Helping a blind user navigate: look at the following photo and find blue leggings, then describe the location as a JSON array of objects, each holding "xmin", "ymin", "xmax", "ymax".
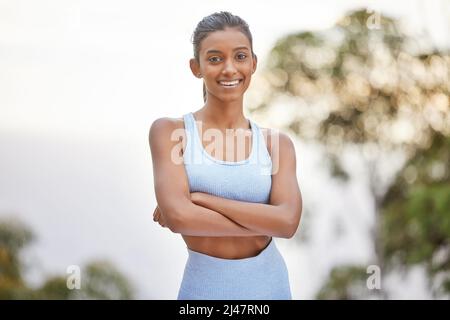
[{"xmin": 177, "ymin": 238, "xmax": 292, "ymax": 300}]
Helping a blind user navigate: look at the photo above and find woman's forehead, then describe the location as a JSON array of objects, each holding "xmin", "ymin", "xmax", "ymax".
[{"xmin": 199, "ymin": 28, "xmax": 251, "ymax": 54}]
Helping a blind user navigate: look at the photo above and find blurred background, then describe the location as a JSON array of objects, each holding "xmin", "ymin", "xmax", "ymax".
[{"xmin": 0, "ymin": 0, "xmax": 449, "ymax": 299}]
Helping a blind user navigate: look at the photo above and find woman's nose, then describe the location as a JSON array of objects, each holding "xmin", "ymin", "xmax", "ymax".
[{"xmin": 222, "ymin": 59, "xmax": 238, "ymax": 75}]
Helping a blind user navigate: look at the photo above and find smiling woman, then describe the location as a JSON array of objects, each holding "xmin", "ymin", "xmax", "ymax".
[
  {"xmin": 190, "ymin": 20, "xmax": 256, "ymax": 103},
  {"xmin": 148, "ymin": 11, "xmax": 302, "ymax": 300}
]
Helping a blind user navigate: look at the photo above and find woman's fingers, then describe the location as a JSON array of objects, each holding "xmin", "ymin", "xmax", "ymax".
[
  {"xmin": 152, "ymin": 206, "xmax": 168, "ymax": 228},
  {"xmin": 153, "ymin": 206, "xmax": 160, "ymax": 222}
]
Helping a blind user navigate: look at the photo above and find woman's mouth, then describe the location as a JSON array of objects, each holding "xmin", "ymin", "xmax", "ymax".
[{"xmin": 217, "ymin": 79, "xmax": 243, "ymax": 88}]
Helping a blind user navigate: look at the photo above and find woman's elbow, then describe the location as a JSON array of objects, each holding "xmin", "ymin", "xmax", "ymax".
[
  {"xmin": 283, "ymin": 208, "xmax": 302, "ymax": 239},
  {"xmin": 163, "ymin": 203, "xmax": 191, "ymax": 233},
  {"xmin": 284, "ymin": 222, "xmax": 299, "ymax": 239},
  {"xmin": 165, "ymin": 214, "xmax": 183, "ymax": 233}
]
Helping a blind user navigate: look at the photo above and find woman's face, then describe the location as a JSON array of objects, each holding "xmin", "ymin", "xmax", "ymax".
[{"xmin": 191, "ymin": 27, "xmax": 257, "ymax": 103}]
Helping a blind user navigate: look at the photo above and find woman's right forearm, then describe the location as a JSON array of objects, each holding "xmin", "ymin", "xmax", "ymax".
[{"xmin": 169, "ymin": 200, "xmax": 264, "ymax": 237}]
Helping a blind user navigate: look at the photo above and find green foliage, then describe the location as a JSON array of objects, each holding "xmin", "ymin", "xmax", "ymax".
[
  {"xmin": 75, "ymin": 261, "xmax": 134, "ymax": 300},
  {"xmin": 0, "ymin": 217, "xmax": 135, "ymax": 299},
  {"xmin": 316, "ymin": 265, "xmax": 378, "ymax": 300},
  {"xmin": 255, "ymin": 7, "xmax": 450, "ymax": 298},
  {"xmin": 35, "ymin": 276, "xmax": 74, "ymax": 300},
  {"xmin": 253, "ymin": 9, "xmax": 449, "ymax": 157},
  {"xmin": 381, "ymin": 133, "xmax": 450, "ymax": 296},
  {"xmin": 0, "ymin": 218, "xmax": 34, "ymax": 299}
]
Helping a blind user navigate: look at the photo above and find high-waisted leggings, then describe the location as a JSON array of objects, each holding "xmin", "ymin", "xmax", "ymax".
[{"xmin": 177, "ymin": 238, "xmax": 292, "ymax": 300}]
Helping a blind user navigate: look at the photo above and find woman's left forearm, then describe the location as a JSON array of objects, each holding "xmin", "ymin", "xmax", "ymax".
[{"xmin": 191, "ymin": 192, "xmax": 299, "ymax": 238}]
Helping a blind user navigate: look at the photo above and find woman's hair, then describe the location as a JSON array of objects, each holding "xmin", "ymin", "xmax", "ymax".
[{"xmin": 191, "ymin": 11, "xmax": 256, "ymax": 102}]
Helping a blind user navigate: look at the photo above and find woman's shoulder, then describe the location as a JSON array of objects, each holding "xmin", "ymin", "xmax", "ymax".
[
  {"xmin": 148, "ymin": 116, "xmax": 187, "ymax": 149},
  {"xmin": 150, "ymin": 117, "xmax": 188, "ymax": 134},
  {"xmin": 150, "ymin": 116, "xmax": 185, "ymax": 131}
]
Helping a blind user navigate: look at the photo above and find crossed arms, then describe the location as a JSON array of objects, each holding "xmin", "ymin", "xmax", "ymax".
[{"xmin": 148, "ymin": 118, "xmax": 302, "ymax": 239}]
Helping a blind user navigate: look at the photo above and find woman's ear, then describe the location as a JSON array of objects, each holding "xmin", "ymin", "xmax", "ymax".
[
  {"xmin": 252, "ymin": 54, "xmax": 258, "ymax": 74},
  {"xmin": 190, "ymin": 58, "xmax": 201, "ymax": 78}
]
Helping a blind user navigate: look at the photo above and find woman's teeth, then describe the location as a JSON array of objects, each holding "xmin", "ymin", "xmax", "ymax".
[{"xmin": 219, "ymin": 80, "xmax": 241, "ymax": 87}]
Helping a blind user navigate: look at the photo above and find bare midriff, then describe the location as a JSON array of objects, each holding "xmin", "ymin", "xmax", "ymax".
[{"xmin": 182, "ymin": 235, "xmax": 271, "ymax": 259}]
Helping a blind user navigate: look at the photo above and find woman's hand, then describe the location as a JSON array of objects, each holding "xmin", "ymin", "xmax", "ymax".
[
  {"xmin": 153, "ymin": 192, "xmax": 206, "ymax": 229},
  {"xmin": 153, "ymin": 193, "xmax": 209, "ymax": 229},
  {"xmin": 190, "ymin": 192, "xmax": 204, "ymax": 205},
  {"xmin": 153, "ymin": 206, "xmax": 167, "ymax": 228}
]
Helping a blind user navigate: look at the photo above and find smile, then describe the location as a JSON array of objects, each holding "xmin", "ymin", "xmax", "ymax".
[{"xmin": 217, "ymin": 79, "xmax": 243, "ymax": 88}]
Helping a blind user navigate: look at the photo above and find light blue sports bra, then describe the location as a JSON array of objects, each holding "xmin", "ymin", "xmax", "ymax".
[{"xmin": 182, "ymin": 112, "xmax": 272, "ymax": 203}]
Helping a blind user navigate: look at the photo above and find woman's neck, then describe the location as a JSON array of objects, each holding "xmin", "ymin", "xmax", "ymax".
[{"xmin": 195, "ymin": 97, "xmax": 249, "ymax": 130}]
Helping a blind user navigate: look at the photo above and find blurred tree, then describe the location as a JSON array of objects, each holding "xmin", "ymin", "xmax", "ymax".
[
  {"xmin": 381, "ymin": 132, "xmax": 450, "ymax": 298},
  {"xmin": 316, "ymin": 266, "xmax": 370, "ymax": 300},
  {"xmin": 250, "ymin": 8, "xmax": 449, "ymax": 298},
  {"xmin": 0, "ymin": 217, "xmax": 134, "ymax": 299},
  {"xmin": 75, "ymin": 261, "xmax": 134, "ymax": 299},
  {"xmin": 0, "ymin": 218, "xmax": 34, "ymax": 299},
  {"xmin": 317, "ymin": 133, "xmax": 449, "ymax": 299}
]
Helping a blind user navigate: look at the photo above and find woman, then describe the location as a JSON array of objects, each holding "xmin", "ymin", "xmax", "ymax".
[{"xmin": 148, "ymin": 11, "xmax": 302, "ymax": 300}]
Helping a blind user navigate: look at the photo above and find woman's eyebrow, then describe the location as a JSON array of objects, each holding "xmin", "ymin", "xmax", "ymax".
[{"xmin": 206, "ymin": 46, "xmax": 250, "ymax": 55}]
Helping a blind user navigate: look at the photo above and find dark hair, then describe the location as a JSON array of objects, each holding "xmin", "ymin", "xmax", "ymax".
[{"xmin": 191, "ymin": 11, "xmax": 256, "ymax": 102}]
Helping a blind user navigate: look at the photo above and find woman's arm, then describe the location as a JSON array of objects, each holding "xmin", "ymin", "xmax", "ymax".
[
  {"xmin": 149, "ymin": 118, "xmax": 264, "ymax": 237},
  {"xmin": 190, "ymin": 132, "xmax": 302, "ymax": 239}
]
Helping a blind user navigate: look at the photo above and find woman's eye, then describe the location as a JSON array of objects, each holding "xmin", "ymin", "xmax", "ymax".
[
  {"xmin": 209, "ymin": 56, "xmax": 221, "ymax": 63},
  {"xmin": 208, "ymin": 54, "xmax": 247, "ymax": 63}
]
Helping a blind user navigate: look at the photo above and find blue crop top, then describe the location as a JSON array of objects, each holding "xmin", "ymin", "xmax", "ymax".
[{"xmin": 182, "ymin": 112, "xmax": 272, "ymax": 203}]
